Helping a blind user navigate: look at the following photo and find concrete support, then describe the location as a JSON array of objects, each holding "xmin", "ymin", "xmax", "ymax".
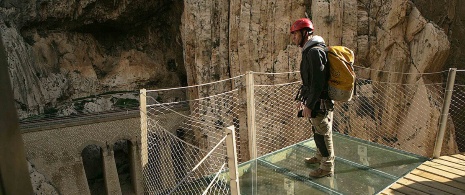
[
  {"xmin": 102, "ymin": 147, "xmax": 122, "ymax": 195},
  {"xmin": 75, "ymin": 157, "xmax": 92, "ymax": 195},
  {"xmin": 129, "ymin": 141, "xmax": 143, "ymax": 195}
]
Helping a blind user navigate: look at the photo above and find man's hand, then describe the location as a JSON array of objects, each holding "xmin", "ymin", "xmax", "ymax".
[
  {"xmin": 296, "ymin": 102, "xmax": 312, "ymax": 118},
  {"xmin": 303, "ymin": 106, "xmax": 312, "ymax": 118}
]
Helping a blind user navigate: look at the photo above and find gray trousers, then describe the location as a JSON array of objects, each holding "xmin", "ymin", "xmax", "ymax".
[{"xmin": 310, "ymin": 111, "xmax": 334, "ymax": 171}]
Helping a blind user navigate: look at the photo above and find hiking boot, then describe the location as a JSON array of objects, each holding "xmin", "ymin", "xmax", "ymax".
[
  {"xmin": 309, "ymin": 168, "xmax": 333, "ymax": 178},
  {"xmin": 304, "ymin": 157, "xmax": 321, "ymax": 164}
]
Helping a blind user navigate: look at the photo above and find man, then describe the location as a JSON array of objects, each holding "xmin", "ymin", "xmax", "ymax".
[{"xmin": 291, "ymin": 18, "xmax": 335, "ymax": 178}]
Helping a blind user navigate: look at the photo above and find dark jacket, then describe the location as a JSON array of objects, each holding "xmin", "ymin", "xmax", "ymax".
[{"xmin": 299, "ymin": 36, "xmax": 330, "ymax": 111}]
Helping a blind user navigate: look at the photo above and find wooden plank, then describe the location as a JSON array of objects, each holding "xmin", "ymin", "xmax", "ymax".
[
  {"xmin": 410, "ymin": 169, "xmax": 465, "ymax": 191},
  {"xmin": 439, "ymin": 155, "xmax": 465, "ymax": 165},
  {"xmin": 431, "ymin": 159, "xmax": 465, "ymax": 172},
  {"xmin": 416, "ymin": 164, "xmax": 465, "ymax": 183},
  {"xmin": 389, "ymin": 182, "xmax": 430, "ymax": 195},
  {"xmin": 403, "ymin": 173, "xmax": 465, "ymax": 195},
  {"xmin": 381, "ymin": 188, "xmax": 406, "ymax": 195},
  {"xmin": 450, "ymin": 153, "xmax": 465, "ymax": 161},
  {"xmin": 423, "ymin": 161, "xmax": 465, "ymax": 176},
  {"xmin": 396, "ymin": 177, "xmax": 454, "ymax": 195},
  {"xmin": 382, "ymin": 154, "xmax": 465, "ymax": 195}
]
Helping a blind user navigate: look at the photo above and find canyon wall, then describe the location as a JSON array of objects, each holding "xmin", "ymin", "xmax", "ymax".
[
  {"xmin": 181, "ymin": 0, "xmax": 457, "ymax": 156},
  {"xmin": 1, "ymin": 0, "xmax": 464, "ymax": 193},
  {"xmin": 1, "ymin": 0, "xmax": 185, "ymax": 119},
  {"xmin": 1, "ymin": 0, "xmax": 463, "ymax": 174}
]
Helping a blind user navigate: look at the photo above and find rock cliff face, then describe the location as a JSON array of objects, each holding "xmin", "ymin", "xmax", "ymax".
[
  {"xmin": 1, "ymin": 0, "xmax": 185, "ymax": 119},
  {"xmin": 2, "ymin": 0, "xmax": 464, "ymax": 192},
  {"xmin": 1, "ymin": 0, "xmax": 462, "ymax": 154},
  {"xmin": 28, "ymin": 161, "xmax": 59, "ymax": 195},
  {"xmin": 181, "ymin": 0, "xmax": 458, "ymax": 156},
  {"xmin": 412, "ymin": 0, "xmax": 465, "ymax": 152}
]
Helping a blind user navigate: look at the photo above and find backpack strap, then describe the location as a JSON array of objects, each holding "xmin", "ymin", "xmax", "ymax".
[{"xmin": 310, "ymin": 44, "xmax": 328, "ymax": 53}]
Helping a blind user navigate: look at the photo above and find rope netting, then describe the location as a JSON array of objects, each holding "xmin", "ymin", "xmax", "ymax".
[
  {"xmin": 142, "ymin": 76, "xmax": 243, "ymax": 194},
  {"xmin": 334, "ymin": 77, "xmax": 445, "ymax": 157},
  {"xmin": 251, "ymin": 69, "xmax": 450, "ymax": 158},
  {"xmin": 340, "ymin": 67, "xmax": 449, "ymax": 157},
  {"xmin": 141, "ymin": 69, "xmax": 465, "ymax": 194},
  {"xmin": 448, "ymin": 71, "xmax": 465, "ymax": 154},
  {"xmin": 252, "ymin": 72, "xmax": 312, "ymax": 157}
]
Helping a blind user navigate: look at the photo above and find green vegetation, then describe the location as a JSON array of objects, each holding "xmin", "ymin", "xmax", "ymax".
[
  {"xmin": 156, "ymin": 96, "xmax": 163, "ymax": 103},
  {"xmin": 44, "ymin": 106, "xmax": 59, "ymax": 117},
  {"xmin": 114, "ymin": 98, "xmax": 139, "ymax": 108},
  {"xmin": 100, "ymin": 90, "xmax": 137, "ymax": 96},
  {"xmin": 73, "ymin": 95, "xmax": 97, "ymax": 102}
]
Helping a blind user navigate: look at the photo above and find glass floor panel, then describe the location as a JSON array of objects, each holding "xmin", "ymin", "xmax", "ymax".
[{"xmin": 238, "ymin": 132, "xmax": 428, "ymax": 195}]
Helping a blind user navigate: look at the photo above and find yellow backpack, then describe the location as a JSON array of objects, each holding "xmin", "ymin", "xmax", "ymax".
[{"xmin": 326, "ymin": 46, "xmax": 356, "ymax": 101}]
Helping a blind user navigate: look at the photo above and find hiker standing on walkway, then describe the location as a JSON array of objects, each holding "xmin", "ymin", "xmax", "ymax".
[{"xmin": 291, "ymin": 18, "xmax": 335, "ymax": 178}]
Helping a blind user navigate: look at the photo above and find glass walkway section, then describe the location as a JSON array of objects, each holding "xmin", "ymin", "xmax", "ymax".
[{"xmin": 238, "ymin": 132, "xmax": 428, "ymax": 195}]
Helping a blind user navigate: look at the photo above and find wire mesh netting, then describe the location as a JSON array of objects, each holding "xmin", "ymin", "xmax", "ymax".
[
  {"xmin": 141, "ymin": 69, "xmax": 465, "ymax": 194},
  {"xmin": 250, "ymin": 69, "xmax": 452, "ymax": 158},
  {"xmin": 334, "ymin": 78, "xmax": 446, "ymax": 157},
  {"xmin": 252, "ymin": 72, "xmax": 313, "ymax": 157},
  {"xmin": 142, "ymin": 76, "xmax": 243, "ymax": 194},
  {"xmin": 448, "ymin": 71, "xmax": 465, "ymax": 154}
]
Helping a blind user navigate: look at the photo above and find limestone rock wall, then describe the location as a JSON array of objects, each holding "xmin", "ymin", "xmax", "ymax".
[
  {"xmin": 182, "ymin": 0, "xmax": 306, "ymax": 86},
  {"xmin": 182, "ymin": 0, "xmax": 456, "ymax": 157},
  {"xmin": 182, "ymin": 0, "xmax": 310, "ymax": 160},
  {"xmin": 1, "ymin": 0, "xmax": 185, "ymax": 119},
  {"xmin": 28, "ymin": 161, "xmax": 59, "ymax": 195},
  {"xmin": 1, "ymin": 0, "xmax": 461, "ymax": 157},
  {"xmin": 412, "ymin": 0, "xmax": 465, "ymax": 153}
]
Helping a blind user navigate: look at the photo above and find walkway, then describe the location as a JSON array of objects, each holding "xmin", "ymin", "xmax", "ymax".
[
  {"xmin": 382, "ymin": 153, "xmax": 465, "ymax": 195},
  {"xmin": 236, "ymin": 133, "xmax": 428, "ymax": 194}
]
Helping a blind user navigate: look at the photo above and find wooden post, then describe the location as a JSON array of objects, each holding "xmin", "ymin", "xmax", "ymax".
[
  {"xmin": 433, "ymin": 68, "xmax": 457, "ymax": 158},
  {"xmin": 246, "ymin": 71, "xmax": 256, "ymax": 159},
  {"xmin": 225, "ymin": 126, "xmax": 240, "ymax": 195},
  {"xmin": 139, "ymin": 89, "xmax": 148, "ymax": 170}
]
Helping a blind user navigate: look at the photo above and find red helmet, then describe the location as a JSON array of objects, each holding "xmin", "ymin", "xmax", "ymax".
[{"xmin": 290, "ymin": 18, "xmax": 314, "ymax": 33}]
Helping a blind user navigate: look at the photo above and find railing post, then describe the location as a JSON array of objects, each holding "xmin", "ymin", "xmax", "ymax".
[
  {"xmin": 246, "ymin": 71, "xmax": 256, "ymax": 160},
  {"xmin": 139, "ymin": 89, "xmax": 148, "ymax": 170},
  {"xmin": 225, "ymin": 126, "xmax": 240, "ymax": 195},
  {"xmin": 433, "ymin": 68, "xmax": 457, "ymax": 158}
]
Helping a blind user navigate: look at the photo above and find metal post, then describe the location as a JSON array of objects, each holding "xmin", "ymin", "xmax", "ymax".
[
  {"xmin": 246, "ymin": 71, "xmax": 256, "ymax": 159},
  {"xmin": 225, "ymin": 126, "xmax": 240, "ymax": 195},
  {"xmin": 433, "ymin": 68, "xmax": 457, "ymax": 158},
  {"xmin": 0, "ymin": 29, "xmax": 34, "ymax": 195}
]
